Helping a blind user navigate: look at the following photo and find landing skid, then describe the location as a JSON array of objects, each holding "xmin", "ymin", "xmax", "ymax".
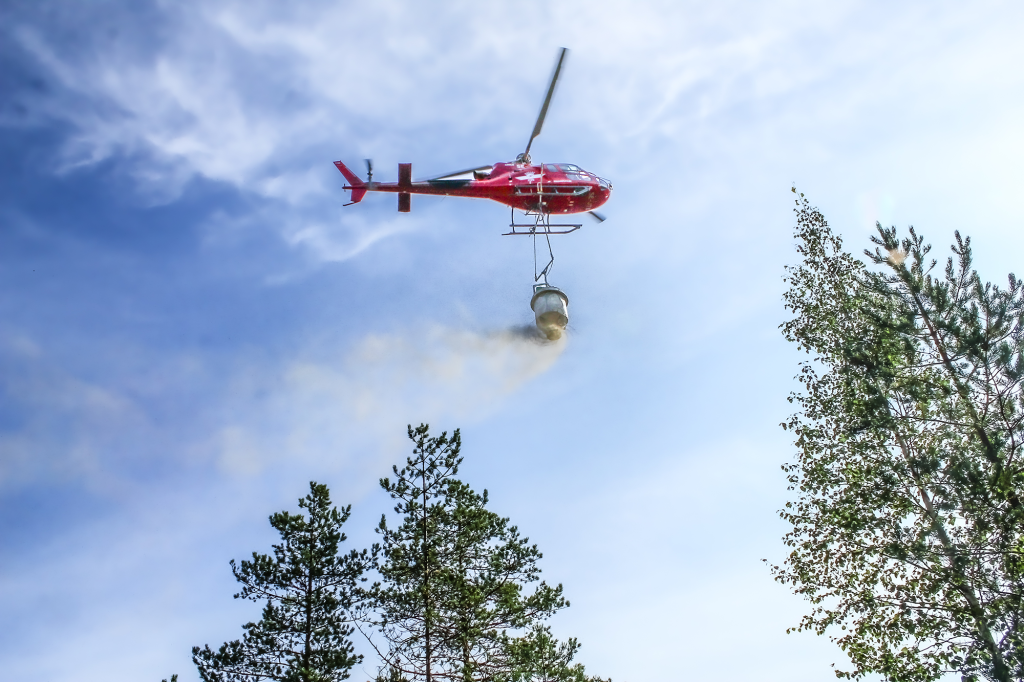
[
  {"xmin": 503, "ymin": 210, "xmax": 578, "ymax": 285},
  {"xmin": 503, "ymin": 224, "xmax": 580, "ymax": 236},
  {"xmin": 502, "ymin": 209, "xmax": 581, "ymax": 236}
]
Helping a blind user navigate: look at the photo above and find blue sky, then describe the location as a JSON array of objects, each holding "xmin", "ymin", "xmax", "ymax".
[{"xmin": 3, "ymin": 1, "xmax": 1024, "ymax": 680}]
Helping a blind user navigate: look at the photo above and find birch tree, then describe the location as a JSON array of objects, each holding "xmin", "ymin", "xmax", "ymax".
[{"xmin": 773, "ymin": 190, "xmax": 1024, "ymax": 681}]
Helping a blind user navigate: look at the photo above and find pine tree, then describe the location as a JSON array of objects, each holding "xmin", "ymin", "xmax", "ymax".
[
  {"xmin": 435, "ymin": 479, "xmax": 586, "ymax": 682},
  {"xmin": 368, "ymin": 425, "xmax": 461, "ymax": 682},
  {"xmin": 366, "ymin": 424, "xmax": 600, "ymax": 682},
  {"xmin": 772, "ymin": 190, "xmax": 1024, "ymax": 681},
  {"xmin": 193, "ymin": 482, "xmax": 370, "ymax": 682}
]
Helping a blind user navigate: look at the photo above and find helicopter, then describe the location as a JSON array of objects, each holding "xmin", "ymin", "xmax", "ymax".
[
  {"xmin": 334, "ymin": 48, "xmax": 608, "ymax": 339},
  {"xmin": 334, "ymin": 48, "xmax": 610, "ymax": 229}
]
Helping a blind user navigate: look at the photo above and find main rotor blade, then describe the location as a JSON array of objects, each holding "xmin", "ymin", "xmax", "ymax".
[
  {"xmin": 419, "ymin": 165, "xmax": 493, "ymax": 181},
  {"xmin": 524, "ymin": 47, "xmax": 569, "ymax": 158}
]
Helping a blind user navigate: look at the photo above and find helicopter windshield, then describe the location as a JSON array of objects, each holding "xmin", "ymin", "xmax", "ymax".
[{"xmin": 552, "ymin": 163, "xmax": 592, "ymax": 181}]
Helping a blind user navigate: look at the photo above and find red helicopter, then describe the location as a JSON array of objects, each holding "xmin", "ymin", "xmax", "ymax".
[
  {"xmin": 333, "ymin": 48, "xmax": 611, "ymax": 236},
  {"xmin": 334, "ymin": 48, "xmax": 605, "ymax": 340}
]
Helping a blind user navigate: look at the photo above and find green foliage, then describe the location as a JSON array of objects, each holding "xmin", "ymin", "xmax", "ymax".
[
  {"xmin": 375, "ymin": 666, "xmax": 410, "ymax": 682},
  {"xmin": 367, "ymin": 424, "xmax": 601, "ymax": 682},
  {"xmin": 193, "ymin": 482, "xmax": 370, "ymax": 682},
  {"xmin": 772, "ymin": 190, "xmax": 1024, "ymax": 681}
]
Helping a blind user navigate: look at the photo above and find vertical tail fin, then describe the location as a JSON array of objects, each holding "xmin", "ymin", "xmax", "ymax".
[
  {"xmin": 398, "ymin": 163, "xmax": 412, "ymax": 187},
  {"xmin": 397, "ymin": 163, "xmax": 412, "ymax": 212},
  {"xmin": 334, "ymin": 160, "xmax": 367, "ymax": 205}
]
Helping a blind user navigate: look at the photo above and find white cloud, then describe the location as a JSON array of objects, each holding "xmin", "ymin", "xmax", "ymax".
[
  {"xmin": 0, "ymin": 333, "xmax": 153, "ymax": 490},
  {"xmin": 283, "ymin": 213, "xmax": 415, "ymax": 264}
]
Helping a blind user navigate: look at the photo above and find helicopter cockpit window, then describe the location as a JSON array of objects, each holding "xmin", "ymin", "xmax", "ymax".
[
  {"xmin": 544, "ymin": 165, "xmax": 560, "ymax": 174},
  {"xmin": 555, "ymin": 163, "xmax": 590, "ymax": 181}
]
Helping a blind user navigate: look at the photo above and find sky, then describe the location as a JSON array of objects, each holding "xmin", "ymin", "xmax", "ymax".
[{"xmin": 3, "ymin": 1, "xmax": 1024, "ymax": 680}]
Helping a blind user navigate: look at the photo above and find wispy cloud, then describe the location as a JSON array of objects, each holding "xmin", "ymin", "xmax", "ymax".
[
  {"xmin": 282, "ymin": 213, "xmax": 416, "ymax": 265},
  {"xmin": 0, "ymin": 333, "xmax": 154, "ymax": 490},
  {"xmin": 12, "ymin": 0, "xmax": 1024, "ymax": 268}
]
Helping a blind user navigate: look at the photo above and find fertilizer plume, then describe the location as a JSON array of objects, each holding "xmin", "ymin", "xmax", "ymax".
[
  {"xmin": 505, "ymin": 324, "xmax": 564, "ymax": 344},
  {"xmin": 214, "ymin": 324, "xmax": 566, "ymax": 474},
  {"xmin": 887, "ymin": 248, "xmax": 908, "ymax": 265}
]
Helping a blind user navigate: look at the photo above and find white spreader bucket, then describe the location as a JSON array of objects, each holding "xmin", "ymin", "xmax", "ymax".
[{"xmin": 531, "ymin": 285, "xmax": 569, "ymax": 340}]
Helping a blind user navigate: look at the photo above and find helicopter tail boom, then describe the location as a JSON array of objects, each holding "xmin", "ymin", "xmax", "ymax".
[{"xmin": 334, "ymin": 160, "xmax": 367, "ymax": 204}]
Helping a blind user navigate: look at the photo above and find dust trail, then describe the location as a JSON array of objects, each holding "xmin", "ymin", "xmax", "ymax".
[
  {"xmin": 500, "ymin": 324, "xmax": 560, "ymax": 344},
  {"xmin": 886, "ymin": 248, "xmax": 908, "ymax": 266},
  {"xmin": 215, "ymin": 324, "xmax": 567, "ymax": 475}
]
